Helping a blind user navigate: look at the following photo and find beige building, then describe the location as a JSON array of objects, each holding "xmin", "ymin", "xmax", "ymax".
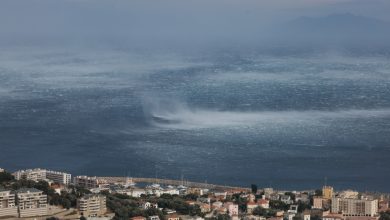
[
  {"xmin": 313, "ymin": 196, "xmax": 331, "ymax": 210},
  {"xmin": 77, "ymin": 194, "xmax": 107, "ymax": 217},
  {"xmin": 16, "ymin": 188, "xmax": 48, "ymax": 217},
  {"xmin": 0, "ymin": 189, "xmax": 18, "ymax": 217},
  {"xmin": 13, "ymin": 168, "xmax": 46, "ymax": 182},
  {"xmin": 331, "ymin": 198, "xmax": 378, "ymax": 217},
  {"xmin": 13, "ymin": 168, "xmax": 71, "ymax": 185},
  {"xmin": 74, "ymin": 176, "xmax": 100, "ymax": 189},
  {"xmin": 323, "ymin": 186, "xmax": 334, "ymax": 200}
]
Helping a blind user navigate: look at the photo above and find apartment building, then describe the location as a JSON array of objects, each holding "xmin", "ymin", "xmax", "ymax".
[
  {"xmin": 46, "ymin": 170, "xmax": 72, "ymax": 185},
  {"xmin": 0, "ymin": 189, "xmax": 18, "ymax": 217},
  {"xmin": 331, "ymin": 198, "xmax": 378, "ymax": 217},
  {"xmin": 77, "ymin": 194, "xmax": 107, "ymax": 217},
  {"xmin": 16, "ymin": 188, "xmax": 48, "ymax": 217},
  {"xmin": 323, "ymin": 186, "xmax": 334, "ymax": 200},
  {"xmin": 13, "ymin": 168, "xmax": 71, "ymax": 185},
  {"xmin": 13, "ymin": 168, "xmax": 46, "ymax": 182},
  {"xmin": 74, "ymin": 176, "xmax": 100, "ymax": 189}
]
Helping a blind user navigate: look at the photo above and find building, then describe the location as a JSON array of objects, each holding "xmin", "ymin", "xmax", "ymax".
[
  {"xmin": 46, "ymin": 170, "xmax": 72, "ymax": 185},
  {"xmin": 247, "ymin": 202, "xmax": 258, "ymax": 214},
  {"xmin": 141, "ymin": 202, "xmax": 158, "ymax": 210},
  {"xmin": 166, "ymin": 213, "xmax": 180, "ymax": 220},
  {"xmin": 313, "ymin": 197, "xmax": 330, "ymax": 210},
  {"xmin": 224, "ymin": 202, "xmax": 238, "ymax": 216},
  {"xmin": 148, "ymin": 216, "xmax": 160, "ymax": 220},
  {"xmin": 16, "ymin": 188, "xmax": 48, "ymax": 217},
  {"xmin": 323, "ymin": 213, "xmax": 345, "ymax": 220},
  {"xmin": 263, "ymin": 188, "xmax": 274, "ymax": 199},
  {"xmin": 77, "ymin": 194, "xmax": 107, "ymax": 217},
  {"xmin": 258, "ymin": 199, "xmax": 270, "ymax": 209},
  {"xmin": 187, "ymin": 188, "xmax": 204, "ymax": 196},
  {"xmin": 0, "ymin": 189, "xmax": 18, "ymax": 217},
  {"xmin": 288, "ymin": 205, "xmax": 298, "ymax": 214},
  {"xmin": 131, "ymin": 216, "xmax": 147, "ymax": 220},
  {"xmin": 74, "ymin": 176, "xmax": 100, "ymax": 189},
  {"xmin": 13, "ymin": 168, "xmax": 71, "ymax": 185},
  {"xmin": 339, "ymin": 191, "xmax": 359, "ymax": 199},
  {"xmin": 323, "ymin": 186, "xmax": 334, "ymax": 200},
  {"xmin": 13, "ymin": 169, "xmax": 46, "ymax": 182},
  {"xmin": 0, "ymin": 168, "xmax": 4, "ymax": 172},
  {"xmin": 331, "ymin": 198, "xmax": 378, "ymax": 217},
  {"xmin": 281, "ymin": 195, "xmax": 293, "ymax": 204}
]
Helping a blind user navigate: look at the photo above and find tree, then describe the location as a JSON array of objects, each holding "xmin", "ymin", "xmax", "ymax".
[
  {"xmin": 314, "ymin": 189, "xmax": 322, "ymax": 196},
  {"xmin": 270, "ymin": 200, "xmax": 288, "ymax": 211},
  {"xmin": 0, "ymin": 171, "xmax": 14, "ymax": 184},
  {"xmin": 380, "ymin": 211, "xmax": 390, "ymax": 220},
  {"xmin": 297, "ymin": 201, "xmax": 311, "ymax": 213},
  {"xmin": 217, "ymin": 214, "xmax": 230, "ymax": 220},
  {"xmin": 80, "ymin": 216, "xmax": 87, "ymax": 220},
  {"xmin": 251, "ymin": 184, "xmax": 258, "ymax": 194},
  {"xmin": 253, "ymin": 207, "xmax": 267, "ymax": 216}
]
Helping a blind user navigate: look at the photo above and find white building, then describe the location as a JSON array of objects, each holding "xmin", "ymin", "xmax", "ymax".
[
  {"xmin": 331, "ymin": 197, "xmax": 378, "ymax": 217},
  {"xmin": 224, "ymin": 202, "xmax": 238, "ymax": 216},
  {"xmin": 13, "ymin": 168, "xmax": 71, "ymax": 185},
  {"xmin": 13, "ymin": 169, "xmax": 46, "ymax": 182},
  {"xmin": 0, "ymin": 168, "xmax": 4, "ymax": 173},
  {"xmin": 16, "ymin": 188, "xmax": 48, "ymax": 218},
  {"xmin": 46, "ymin": 170, "xmax": 72, "ymax": 185},
  {"xmin": 77, "ymin": 194, "xmax": 107, "ymax": 217},
  {"xmin": 0, "ymin": 189, "xmax": 18, "ymax": 217},
  {"xmin": 141, "ymin": 202, "xmax": 158, "ymax": 210},
  {"xmin": 130, "ymin": 189, "xmax": 147, "ymax": 197},
  {"xmin": 281, "ymin": 195, "xmax": 293, "ymax": 204}
]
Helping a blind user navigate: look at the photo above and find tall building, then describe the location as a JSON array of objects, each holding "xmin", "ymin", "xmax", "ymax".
[
  {"xmin": 77, "ymin": 194, "xmax": 107, "ymax": 217},
  {"xmin": 0, "ymin": 189, "xmax": 18, "ymax": 217},
  {"xmin": 73, "ymin": 176, "xmax": 100, "ymax": 189},
  {"xmin": 13, "ymin": 168, "xmax": 71, "ymax": 185},
  {"xmin": 13, "ymin": 169, "xmax": 46, "ymax": 182},
  {"xmin": 46, "ymin": 170, "xmax": 72, "ymax": 185},
  {"xmin": 16, "ymin": 188, "xmax": 48, "ymax": 218},
  {"xmin": 331, "ymin": 197, "xmax": 378, "ymax": 217},
  {"xmin": 323, "ymin": 186, "xmax": 334, "ymax": 200}
]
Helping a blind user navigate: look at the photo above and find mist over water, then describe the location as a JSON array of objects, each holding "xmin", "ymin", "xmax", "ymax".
[{"xmin": 1, "ymin": 46, "xmax": 390, "ymax": 191}]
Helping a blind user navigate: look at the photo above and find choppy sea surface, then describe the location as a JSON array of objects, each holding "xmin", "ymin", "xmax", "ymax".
[{"xmin": 1, "ymin": 47, "xmax": 390, "ymax": 192}]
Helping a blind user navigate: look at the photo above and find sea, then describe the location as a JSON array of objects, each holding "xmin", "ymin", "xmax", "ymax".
[{"xmin": 1, "ymin": 46, "xmax": 390, "ymax": 192}]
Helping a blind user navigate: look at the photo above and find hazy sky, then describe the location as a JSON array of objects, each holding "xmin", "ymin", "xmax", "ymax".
[{"xmin": 0, "ymin": 0, "xmax": 390, "ymax": 48}]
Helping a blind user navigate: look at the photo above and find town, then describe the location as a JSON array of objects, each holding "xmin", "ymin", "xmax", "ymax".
[{"xmin": 0, "ymin": 167, "xmax": 389, "ymax": 220}]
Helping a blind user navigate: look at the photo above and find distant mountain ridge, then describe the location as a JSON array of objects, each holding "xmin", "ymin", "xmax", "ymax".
[
  {"xmin": 289, "ymin": 13, "xmax": 390, "ymax": 32},
  {"xmin": 273, "ymin": 13, "xmax": 390, "ymax": 46}
]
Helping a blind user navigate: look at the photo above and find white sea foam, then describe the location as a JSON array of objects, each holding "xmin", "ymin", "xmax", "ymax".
[{"xmin": 147, "ymin": 101, "xmax": 390, "ymax": 129}]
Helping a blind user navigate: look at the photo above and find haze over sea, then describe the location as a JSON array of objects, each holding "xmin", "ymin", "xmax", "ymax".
[
  {"xmin": 1, "ymin": 46, "xmax": 390, "ymax": 192},
  {"xmin": 1, "ymin": 0, "xmax": 390, "ymax": 192}
]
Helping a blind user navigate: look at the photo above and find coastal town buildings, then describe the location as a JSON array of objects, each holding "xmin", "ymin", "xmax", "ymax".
[
  {"xmin": 224, "ymin": 202, "xmax": 238, "ymax": 216},
  {"xmin": 77, "ymin": 194, "xmax": 107, "ymax": 217},
  {"xmin": 323, "ymin": 186, "xmax": 334, "ymax": 200},
  {"xmin": 0, "ymin": 188, "xmax": 48, "ymax": 218},
  {"xmin": 0, "ymin": 189, "xmax": 18, "ymax": 217},
  {"xmin": 74, "ymin": 175, "xmax": 100, "ymax": 189},
  {"xmin": 16, "ymin": 188, "xmax": 48, "ymax": 217},
  {"xmin": 13, "ymin": 168, "xmax": 71, "ymax": 185},
  {"xmin": 331, "ymin": 197, "xmax": 378, "ymax": 217}
]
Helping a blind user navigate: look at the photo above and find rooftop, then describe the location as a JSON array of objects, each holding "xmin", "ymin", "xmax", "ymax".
[{"xmin": 16, "ymin": 188, "xmax": 42, "ymax": 194}]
